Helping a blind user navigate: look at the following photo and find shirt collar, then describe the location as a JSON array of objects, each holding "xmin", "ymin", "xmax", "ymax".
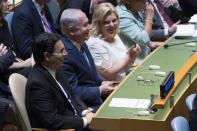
[
  {"xmin": 89, "ymin": 0, "xmax": 93, "ymax": 15},
  {"xmin": 71, "ymin": 40, "xmax": 82, "ymax": 51},
  {"xmin": 42, "ymin": 64, "xmax": 56, "ymax": 79},
  {"xmin": 32, "ymin": 0, "xmax": 44, "ymax": 15}
]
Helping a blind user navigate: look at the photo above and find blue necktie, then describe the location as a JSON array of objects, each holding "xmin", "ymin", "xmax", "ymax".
[
  {"xmin": 57, "ymin": 80, "xmax": 82, "ymax": 117},
  {"xmin": 81, "ymin": 48, "xmax": 92, "ymax": 70}
]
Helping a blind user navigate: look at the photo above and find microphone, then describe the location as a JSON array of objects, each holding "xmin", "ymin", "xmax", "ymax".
[
  {"xmin": 147, "ymin": 94, "xmax": 158, "ymax": 113},
  {"xmin": 164, "ymin": 40, "xmax": 197, "ymax": 48},
  {"xmin": 164, "ymin": 42, "xmax": 186, "ymax": 48}
]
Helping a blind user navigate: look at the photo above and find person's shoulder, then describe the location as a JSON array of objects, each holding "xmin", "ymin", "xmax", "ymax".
[
  {"xmin": 116, "ymin": 5, "xmax": 132, "ymax": 17},
  {"xmin": 61, "ymin": 37, "xmax": 74, "ymax": 49},
  {"xmin": 87, "ymin": 36, "xmax": 106, "ymax": 46},
  {"xmin": 14, "ymin": 1, "xmax": 31, "ymax": 16},
  {"xmin": 87, "ymin": 36, "xmax": 101, "ymax": 43},
  {"xmin": 28, "ymin": 65, "xmax": 49, "ymax": 84},
  {"xmin": 116, "ymin": 5, "xmax": 128, "ymax": 12}
]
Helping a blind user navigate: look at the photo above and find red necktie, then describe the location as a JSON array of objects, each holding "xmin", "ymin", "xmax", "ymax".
[{"xmin": 155, "ymin": 0, "xmax": 173, "ymax": 26}]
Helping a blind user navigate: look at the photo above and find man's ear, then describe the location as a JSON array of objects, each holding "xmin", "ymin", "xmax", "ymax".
[
  {"xmin": 68, "ymin": 26, "xmax": 75, "ymax": 36},
  {"xmin": 43, "ymin": 52, "xmax": 51, "ymax": 62}
]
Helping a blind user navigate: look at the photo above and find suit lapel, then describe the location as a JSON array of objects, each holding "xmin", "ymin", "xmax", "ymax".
[
  {"xmin": 44, "ymin": 4, "xmax": 55, "ymax": 32},
  {"xmin": 27, "ymin": 0, "xmax": 45, "ymax": 31},
  {"xmin": 36, "ymin": 64, "xmax": 66, "ymax": 96},
  {"xmin": 63, "ymin": 38, "xmax": 92, "ymax": 69},
  {"xmin": 150, "ymin": 0, "xmax": 164, "ymax": 27},
  {"xmin": 81, "ymin": 43, "xmax": 96, "ymax": 72}
]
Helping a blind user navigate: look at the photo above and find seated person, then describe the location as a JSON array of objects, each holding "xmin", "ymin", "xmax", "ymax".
[
  {"xmin": 190, "ymin": 94, "xmax": 197, "ymax": 131},
  {"xmin": 0, "ymin": 2, "xmax": 31, "ymax": 130},
  {"xmin": 60, "ymin": 9, "xmax": 116, "ymax": 111},
  {"xmin": 12, "ymin": 0, "xmax": 56, "ymax": 60},
  {"xmin": 146, "ymin": 0, "xmax": 189, "ymax": 41},
  {"xmin": 116, "ymin": 0, "xmax": 159, "ymax": 62},
  {"xmin": 0, "ymin": 44, "xmax": 14, "ymax": 95},
  {"xmin": 0, "ymin": 45, "xmax": 18, "ymax": 131},
  {"xmin": 26, "ymin": 32, "xmax": 93, "ymax": 131},
  {"xmin": 55, "ymin": 0, "xmax": 103, "ymax": 34},
  {"xmin": 0, "ymin": 0, "xmax": 31, "ymax": 97},
  {"xmin": 87, "ymin": 3, "xmax": 141, "ymax": 81}
]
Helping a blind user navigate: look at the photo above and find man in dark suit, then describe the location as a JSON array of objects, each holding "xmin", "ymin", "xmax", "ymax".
[
  {"xmin": 12, "ymin": 0, "xmax": 55, "ymax": 60},
  {"xmin": 26, "ymin": 33, "xmax": 93, "ymax": 131},
  {"xmin": 55, "ymin": 0, "xmax": 103, "ymax": 34},
  {"xmin": 147, "ymin": 0, "xmax": 189, "ymax": 41},
  {"xmin": 60, "ymin": 9, "xmax": 116, "ymax": 111}
]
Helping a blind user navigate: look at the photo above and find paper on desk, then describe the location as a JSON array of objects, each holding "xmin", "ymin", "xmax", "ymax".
[
  {"xmin": 174, "ymin": 24, "xmax": 195, "ymax": 38},
  {"xmin": 192, "ymin": 30, "xmax": 197, "ymax": 37},
  {"xmin": 189, "ymin": 14, "xmax": 197, "ymax": 23},
  {"xmin": 109, "ymin": 98, "xmax": 150, "ymax": 109}
]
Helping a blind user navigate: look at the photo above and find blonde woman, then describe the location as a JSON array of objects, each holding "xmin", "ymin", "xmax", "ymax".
[{"xmin": 87, "ymin": 3, "xmax": 141, "ymax": 81}]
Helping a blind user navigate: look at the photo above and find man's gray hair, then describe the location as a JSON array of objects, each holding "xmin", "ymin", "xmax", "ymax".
[{"xmin": 60, "ymin": 9, "xmax": 81, "ymax": 35}]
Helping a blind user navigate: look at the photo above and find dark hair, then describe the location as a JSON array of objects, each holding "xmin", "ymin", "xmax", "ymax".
[
  {"xmin": 32, "ymin": 33, "xmax": 61, "ymax": 64},
  {"xmin": 0, "ymin": 0, "xmax": 7, "ymax": 25},
  {"xmin": 119, "ymin": 0, "xmax": 146, "ymax": 10}
]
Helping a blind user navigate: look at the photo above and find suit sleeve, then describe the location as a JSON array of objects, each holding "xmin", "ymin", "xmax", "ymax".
[
  {"xmin": 28, "ymin": 81, "xmax": 84, "ymax": 130},
  {"xmin": 151, "ymin": 29, "xmax": 168, "ymax": 41},
  {"xmin": 0, "ymin": 51, "xmax": 15, "ymax": 73},
  {"xmin": 12, "ymin": 11, "xmax": 33, "ymax": 60},
  {"xmin": 62, "ymin": 58, "xmax": 101, "ymax": 106},
  {"xmin": 118, "ymin": 10, "xmax": 150, "ymax": 46}
]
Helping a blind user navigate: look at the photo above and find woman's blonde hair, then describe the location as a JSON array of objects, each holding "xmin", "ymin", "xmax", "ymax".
[{"xmin": 90, "ymin": 2, "xmax": 119, "ymax": 39}]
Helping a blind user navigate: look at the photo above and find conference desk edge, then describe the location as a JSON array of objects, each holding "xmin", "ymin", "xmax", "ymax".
[{"xmin": 90, "ymin": 39, "xmax": 197, "ymax": 131}]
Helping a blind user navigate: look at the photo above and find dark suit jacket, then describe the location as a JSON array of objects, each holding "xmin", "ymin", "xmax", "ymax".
[
  {"xmin": 55, "ymin": 0, "xmax": 91, "ymax": 34},
  {"xmin": 179, "ymin": 0, "xmax": 197, "ymax": 17},
  {"xmin": 149, "ymin": 0, "xmax": 189, "ymax": 41},
  {"xmin": 61, "ymin": 37, "xmax": 105, "ymax": 107},
  {"xmin": 12, "ymin": 0, "xmax": 55, "ymax": 60},
  {"xmin": 26, "ymin": 64, "xmax": 87, "ymax": 131},
  {"xmin": 190, "ymin": 94, "xmax": 197, "ymax": 131},
  {"xmin": 0, "ymin": 51, "xmax": 14, "ymax": 93},
  {"xmin": 0, "ymin": 51, "xmax": 14, "ymax": 73}
]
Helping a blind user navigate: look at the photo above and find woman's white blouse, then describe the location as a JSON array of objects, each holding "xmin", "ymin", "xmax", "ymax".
[{"xmin": 87, "ymin": 35, "xmax": 127, "ymax": 81}]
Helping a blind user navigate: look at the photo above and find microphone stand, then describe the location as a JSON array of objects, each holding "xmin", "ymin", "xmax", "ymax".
[{"xmin": 164, "ymin": 40, "xmax": 197, "ymax": 48}]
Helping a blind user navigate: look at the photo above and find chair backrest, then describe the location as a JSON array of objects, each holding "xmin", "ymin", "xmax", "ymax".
[
  {"xmin": 5, "ymin": 12, "xmax": 14, "ymax": 36},
  {"xmin": 9, "ymin": 73, "xmax": 32, "ymax": 131},
  {"xmin": 171, "ymin": 116, "xmax": 190, "ymax": 131},
  {"xmin": 186, "ymin": 93, "xmax": 196, "ymax": 112}
]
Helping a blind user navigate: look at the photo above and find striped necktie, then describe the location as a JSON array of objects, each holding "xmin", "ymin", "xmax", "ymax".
[
  {"xmin": 57, "ymin": 80, "xmax": 82, "ymax": 117},
  {"xmin": 154, "ymin": 0, "xmax": 173, "ymax": 26},
  {"xmin": 41, "ymin": 9, "xmax": 52, "ymax": 33},
  {"xmin": 81, "ymin": 46, "xmax": 92, "ymax": 70}
]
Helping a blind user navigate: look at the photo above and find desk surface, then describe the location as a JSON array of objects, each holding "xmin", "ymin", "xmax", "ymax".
[{"xmin": 90, "ymin": 37, "xmax": 197, "ymax": 130}]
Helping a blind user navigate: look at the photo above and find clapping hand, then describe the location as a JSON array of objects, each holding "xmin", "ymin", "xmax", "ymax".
[{"xmin": 127, "ymin": 44, "xmax": 141, "ymax": 62}]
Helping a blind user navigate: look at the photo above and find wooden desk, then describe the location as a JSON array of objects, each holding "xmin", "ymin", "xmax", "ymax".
[
  {"xmin": 90, "ymin": 37, "xmax": 197, "ymax": 131},
  {"xmin": 8, "ymin": 0, "xmax": 22, "ymax": 11}
]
